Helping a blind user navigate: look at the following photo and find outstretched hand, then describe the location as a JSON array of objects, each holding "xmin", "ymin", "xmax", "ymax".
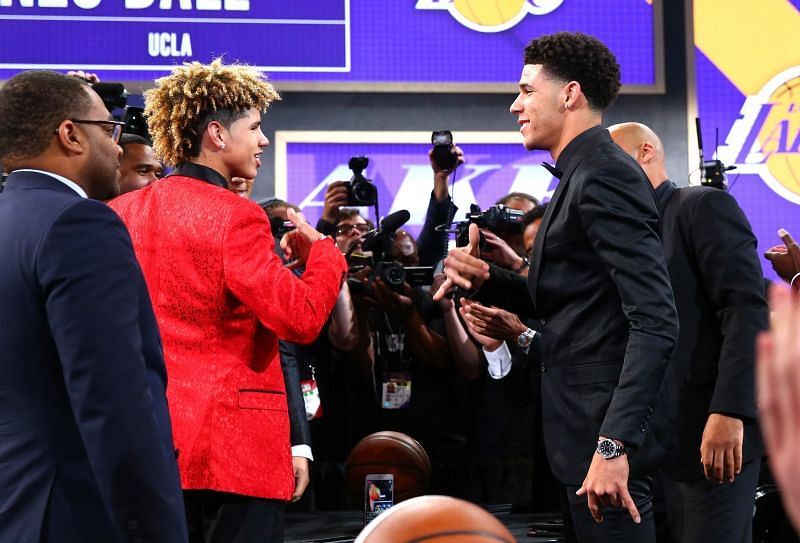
[
  {"xmin": 432, "ymin": 223, "xmax": 489, "ymax": 301},
  {"xmin": 757, "ymin": 285, "xmax": 800, "ymax": 531},
  {"xmin": 765, "ymin": 228, "xmax": 800, "ymax": 288}
]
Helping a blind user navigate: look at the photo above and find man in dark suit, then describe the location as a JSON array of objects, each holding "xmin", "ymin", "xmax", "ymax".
[
  {"xmin": 435, "ymin": 32, "xmax": 678, "ymax": 542},
  {"xmin": 0, "ymin": 70, "xmax": 187, "ymax": 542},
  {"xmin": 609, "ymin": 122, "xmax": 768, "ymax": 543}
]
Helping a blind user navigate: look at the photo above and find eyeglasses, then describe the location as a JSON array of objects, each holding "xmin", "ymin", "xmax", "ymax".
[
  {"xmin": 55, "ymin": 119, "xmax": 126, "ymax": 143},
  {"xmin": 336, "ymin": 224, "xmax": 371, "ymax": 235}
]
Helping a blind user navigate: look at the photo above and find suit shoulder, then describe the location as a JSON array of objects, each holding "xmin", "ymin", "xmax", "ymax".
[{"xmin": 675, "ymin": 185, "xmax": 741, "ymax": 213}]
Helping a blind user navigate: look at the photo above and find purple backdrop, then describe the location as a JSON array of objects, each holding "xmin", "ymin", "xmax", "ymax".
[
  {"xmin": 276, "ymin": 137, "xmax": 555, "ymax": 240},
  {"xmin": 0, "ymin": 0, "xmax": 657, "ymax": 88}
]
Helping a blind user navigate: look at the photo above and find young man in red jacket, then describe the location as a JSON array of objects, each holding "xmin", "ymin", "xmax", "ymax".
[{"xmin": 109, "ymin": 59, "xmax": 347, "ymax": 542}]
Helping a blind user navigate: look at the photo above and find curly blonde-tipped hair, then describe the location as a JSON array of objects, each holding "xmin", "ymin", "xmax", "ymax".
[{"xmin": 143, "ymin": 58, "xmax": 280, "ymax": 166}]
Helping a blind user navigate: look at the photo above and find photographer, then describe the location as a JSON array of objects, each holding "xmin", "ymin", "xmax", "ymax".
[
  {"xmin": 338, "ymin": 216, "xmax": 470, "ymax": 495},
  {"xmin": 416, "ymin": 141, "xmax": 465, "ymax": 267}
]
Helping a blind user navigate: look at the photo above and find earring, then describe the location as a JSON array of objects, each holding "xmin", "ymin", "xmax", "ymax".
[{"xmin": 219, "ymin": 143, "xmax": 226, "ymax": 150}]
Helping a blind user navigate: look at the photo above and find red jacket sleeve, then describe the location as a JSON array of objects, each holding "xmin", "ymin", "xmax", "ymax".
[{"xmin": 222, "ymin": 202, "xmax": 347, "ymax": 344}]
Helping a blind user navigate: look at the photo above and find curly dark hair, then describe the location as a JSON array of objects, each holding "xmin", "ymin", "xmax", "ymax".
[
  {"xmin": 0, "ymin": 71, "xmax": 92, "ymax": 166},
  {"xmin": 523, "ymin": 32, "xmax": 621, "ymax": 111}
]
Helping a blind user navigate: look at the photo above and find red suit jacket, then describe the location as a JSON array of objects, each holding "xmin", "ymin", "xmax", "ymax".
[{"xmin": 109, "ymin": 173, "xmax": 346, "ymax": 500}]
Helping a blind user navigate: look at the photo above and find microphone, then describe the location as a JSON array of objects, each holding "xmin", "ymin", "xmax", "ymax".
[{"xmin": 357, "ymin": 209, "xmax": 411, "ymax": 254}]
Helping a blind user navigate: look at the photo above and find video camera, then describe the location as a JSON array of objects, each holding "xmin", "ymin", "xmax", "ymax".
[
  {"xmin": 455, "ymin": 203, "xmax": 525, "ymax": 249},
  {"xmin": 431, "ymin": 130, "xmax": 457, "ymax": 172},
  {"xmin": 347, "ymin": 209, "xmax": 434, "ymax": 294},
  {"xmin": 83, "ymin": 80, "xmax": 152, "ymax": 141},
  {"xmin": 344, "ymin": 156, "xmax": 378, "ymax": 207}
]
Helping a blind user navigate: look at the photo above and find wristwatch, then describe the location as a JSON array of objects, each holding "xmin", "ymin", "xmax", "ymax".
[
  {"xmin": 517, "ymin": 328, "xmax": 536, "ymax": 349},
  {"xmin": 596, "ymin": 437, "xmax": 625, "ymax": 459}
]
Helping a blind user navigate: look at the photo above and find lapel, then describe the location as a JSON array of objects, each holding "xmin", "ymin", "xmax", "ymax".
[{"xmin": 526, "ymin": 130, "xmax": 604, "ymax": 309}]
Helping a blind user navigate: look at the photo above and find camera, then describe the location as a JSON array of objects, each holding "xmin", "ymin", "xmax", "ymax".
[
  {"xmin": 346, "ymin": 209, "xmax": 434, "ymax": 294},
  {"xmin": 431, "ymin": 130, "xmax": 457, "ymax": 172},
  {"xmin": 82, "ymin": 79, "xmax": 152, "ymax": 140},
  {"xmin": 455, "ymin": 204, "xmax": 525, "ymax": 249},
  {"xmin": 123, "ymin": 106, "xmax": 152, "ymax": 141},
  {"xmin": 90, "ymin": 82, "xmax": 128, "ymax": 113},
  {"xmin": 344, "ymin": 156, "xmax": 378, "ymax": 206}
]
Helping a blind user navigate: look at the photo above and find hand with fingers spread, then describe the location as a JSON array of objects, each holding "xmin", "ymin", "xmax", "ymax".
[
  {"xmin": 480, "ymin": 229, "xmax": 527, "ymax": 273},
  {"xmin": 280, "ymin": 207, "xmax": 323, "ymax": 269},
  {"xmin": 700, "ymin": 413, "xmax": 744, "ymax": 483},
  {"xmin": 576, "ymin": 443, "xmax": 641, "ymax": 525},
  {"xmin": 432, "ymin": 223, "xmax": 489, "ymax": 301},
  {"xmin": 764, "ymin": 228, "xmax": 800, "ymax": 288},
  {"xmin": 757, "ymin": 285, "xmax": 800, "ymax": 531},
  {"xmin": 320, "ymin": 181, "xmax": 350, "ymax": 225}
]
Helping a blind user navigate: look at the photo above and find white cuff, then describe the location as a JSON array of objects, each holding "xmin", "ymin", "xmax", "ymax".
[
  {"xmin": 791, "ymin": 272, "xmax": 800, "ymax": 288},
  {"xmin": 484, "ymin": 342, "xmax": 513, "ymax": 379},
  {"xmin": 292, "ymin": 444, "xmax": 314, "ymax": 461}
]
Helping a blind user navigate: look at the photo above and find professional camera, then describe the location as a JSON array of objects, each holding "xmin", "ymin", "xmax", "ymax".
[
  {"xmin": 89, "ymin": 82, "xmax": 128, "ymax": 113},
  {"xmin": 431, "ymin": 130, "xmax": 458, "ymax": 172},
  {"xmin": 346, "ymin": 210, "xmax": 434, "ymax": 294},
  {"xmin": 123, "ymin": 106, "xmax": 152, "ymax": 141},
  {"xmin": 455, "ymin": 203, "xmax": 525, "ymax": 248},
  {"xmin": 344, "ymin": 156, "xmax": 378, "ymax": 206}
]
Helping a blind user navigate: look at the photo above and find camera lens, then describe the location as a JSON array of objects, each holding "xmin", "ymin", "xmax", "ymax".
[{"xmin": 383, "ymin": 263, "xmax": 406, "ymax": 286}]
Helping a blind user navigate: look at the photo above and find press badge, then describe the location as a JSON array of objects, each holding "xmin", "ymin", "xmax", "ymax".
[
  {"xmin": 381, "ymin": 372, "xmax": 412, "ymax": 410},
  {"xmin": 301, "ymin": 379, "xmax": 322, "ymax": 420}
]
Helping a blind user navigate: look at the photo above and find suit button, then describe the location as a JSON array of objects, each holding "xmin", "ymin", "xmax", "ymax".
[
  {"xmin": 540, "ymin": 363, "xmax": 547, "ymax": 373},
  {"xmin": 540, "ymin": 319, "xmax": 547, "ymax": 326}
]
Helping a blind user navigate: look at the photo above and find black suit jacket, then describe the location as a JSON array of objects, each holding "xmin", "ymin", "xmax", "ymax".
[
  {"xmin": 280, "ymin": 340, "xmax": 314, "ymax": 449},
  {"xmin": 477, "ymin": 127, "xmax": 678, "ymax": 484},
  {"xmin": 656, "ymin": 182, "xmax": 767, "ymax": 481},
  {"xmin": 0, "ymin": 171, "xmax": 187, "ymax": 542}
]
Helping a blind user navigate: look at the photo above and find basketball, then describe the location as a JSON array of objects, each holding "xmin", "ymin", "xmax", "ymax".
[
  {"xmin": 452, "ymin": 0, "xmax": 527, "ymax": 28},
  {"xmin": 344, "ymin": 431, "xmax": 431, "ymax": 504},
  {"xmin": 355, "ymin": 495, "xmax": 516, "ymax": 543}
]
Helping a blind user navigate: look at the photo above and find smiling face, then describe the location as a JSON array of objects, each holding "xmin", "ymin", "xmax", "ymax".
[
  {"xmin": 509, "ymin": 64, "xmax": 566, "ymax": 155},
  {"xmin": 220, "ymin": 108, "xmax": 268, "ymax": 181}
]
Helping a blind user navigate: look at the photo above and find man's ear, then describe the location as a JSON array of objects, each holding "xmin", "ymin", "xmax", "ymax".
[
  {"xmin": 54, "ymin": 120, "xmax": 85, "ymax": 155},
  {"xmin": 206, "ymin": 121, "xmax": 226, "ymax": 150},
  {"xmin": 638, "ymin": 142, "xmax": 656, "ymax": 164},
  {"xmin": 563, "ymin": 81, "xmax": 581, "ymax": 109}
]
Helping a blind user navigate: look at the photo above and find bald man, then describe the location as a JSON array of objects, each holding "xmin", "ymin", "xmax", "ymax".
[{"xmin": 609, "ymin": 122, "xmax": 767, "ymax": 543}]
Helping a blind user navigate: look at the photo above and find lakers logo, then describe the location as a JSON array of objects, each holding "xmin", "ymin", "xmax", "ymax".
[
  {"xmin": 415, "ymin": 0, "xmax": 564, "ymax": 33},
  {"xmin": 720, "ymin": 66, "xmax": 800, "ymax": 204}
]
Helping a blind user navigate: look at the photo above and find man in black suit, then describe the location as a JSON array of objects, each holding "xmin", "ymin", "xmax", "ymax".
[
  {"xmin": 609, "ymin": 122, "xmax": 768, "ymax": 543},
  {"xmin": 435, "ymin": 32, "xmax": 678, "ymax": 542},
  {"xmin": 0, "ymin": 70, "xmax": 187, "ymax": 542}
]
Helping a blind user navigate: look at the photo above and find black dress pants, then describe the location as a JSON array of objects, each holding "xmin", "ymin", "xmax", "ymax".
[
  {"xmin": 565, "ymin": 476, "xmax": 656, "ymax": 543},
  {"xmin": 184, "ymin": 490, "xmax": 285, "ymax": 543},
  {"xmin": 660, "ymin": 460, "xmax": 759, "ymax": 543}
]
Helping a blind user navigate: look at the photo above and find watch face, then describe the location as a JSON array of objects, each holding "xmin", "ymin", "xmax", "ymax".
[{"xmin": 597, "ymin": 439, "xmax": 618, "ymax": 459}]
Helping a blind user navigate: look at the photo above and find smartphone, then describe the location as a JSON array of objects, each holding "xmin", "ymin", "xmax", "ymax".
[{"xmin": 364, "ymin": 473, "xmax": 394, "ymax": 525}]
